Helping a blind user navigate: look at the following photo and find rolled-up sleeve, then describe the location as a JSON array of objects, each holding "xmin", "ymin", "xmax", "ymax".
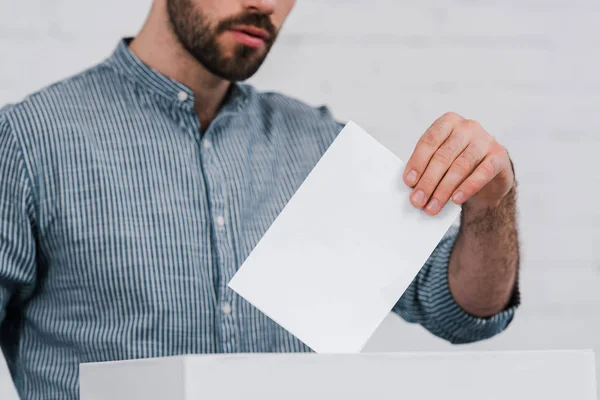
[{"xmin": 393, "ymin": 225, "xmax": 520, "ymax": 344}]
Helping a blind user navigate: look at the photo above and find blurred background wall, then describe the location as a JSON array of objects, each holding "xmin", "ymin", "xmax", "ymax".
[{"xmin": 1, "ymin": 0, "xmax": 599, "ymax": 398}]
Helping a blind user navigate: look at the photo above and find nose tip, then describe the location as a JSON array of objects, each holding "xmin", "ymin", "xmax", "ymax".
[{"xmin": 245, "ymin": 0, "xmax": 276, "ymax": 14}]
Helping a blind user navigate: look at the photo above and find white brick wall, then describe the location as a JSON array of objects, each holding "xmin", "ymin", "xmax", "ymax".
[{"xmin": 1, "ymin": 0, "xmax": 599, "ymax": 398}]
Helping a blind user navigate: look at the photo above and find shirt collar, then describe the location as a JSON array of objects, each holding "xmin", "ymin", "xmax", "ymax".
[{"xmin": 105, "ymin": 38, "xmax": 249, "ymax": 112}]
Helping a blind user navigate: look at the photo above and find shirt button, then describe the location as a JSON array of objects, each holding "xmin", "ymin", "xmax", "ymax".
[
  {"xmin": 177, "ymin": 91, "xmax": 189, "ymax": 102},
  {"xmin": 202, "ymin": 139, "xmax": 212, "ymax": 149},
  {"xmin": 221, "ymin": 303, "xmax": 232, "ymax": 315},
  {"xmin": 215, "ymin": 215, "xmax": 225, "ymax": 227}
]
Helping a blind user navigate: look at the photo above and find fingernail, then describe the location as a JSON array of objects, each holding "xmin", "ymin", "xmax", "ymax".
[
  {"xmin": 426, "ymin": 198, "xmax": 439, "ymax": 212},
  {"xmin": 412, "ymin": 190, "xmax": 425, "ymax": 205},
  {"xmin": 453, "ymin": 191, "xmax": 464, "ymax": 203},
  {"xmin": 406, "ymin": 170, "xmax": 417, "ymax": 184}
]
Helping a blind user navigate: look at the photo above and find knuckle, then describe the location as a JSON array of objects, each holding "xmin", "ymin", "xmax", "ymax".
[
  {"xmin": 463, "ymin": 145, "xmax": 482, "ymax": 165},
  {"xmin": 480, "ymin": 136, "xmax": 495, "ymax": 152},
  {"xmin": 491, "ymin": 156, "xmax": 505, "ymax": 174},
  {"xmin": 494, "ymin": 143, "xmax": 508, "ymax": 157},
  {"xmin": 481, "ymin": 159, "xmax": 499, "ymax": 176},
  {"xmin": 432, "ymin": 148, "xmax": 454, "ymax": 165},
  {"xmin": 462, "ymin": 179, "xmax": 479, "ymax": 194},
  {"xmin": 445, "ymin": 133, "xmax": 464, "ymax": 152},
  {"xmin": 419, "ymin": 174, "xmax": 438, "ymax": 190},
  {"xmin": 442, "ymin": 111, "xmax": 462, "ymax": 122},
  {"xmin": 420, "ymin": 130, "xmax": 439, "ymax": 148},
  {"xmin": 434, "ymin": 183, "xmax": 453, "ymax": 200},
  {"xmin": 461, "ymin": 118, "xmax": 481, "ymax": 132},
  {"xmin": 452, "ymin": 157, "xmax": 473, "ymax": 175}
]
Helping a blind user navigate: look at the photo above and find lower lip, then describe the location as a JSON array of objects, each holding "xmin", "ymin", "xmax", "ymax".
[{"xmin": 229, "ymin": 30, "xmax": 266, "ymax": 49}]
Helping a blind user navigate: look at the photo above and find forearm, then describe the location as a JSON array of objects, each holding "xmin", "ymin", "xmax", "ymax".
[
  {"xmin": 448, "ymin": 186, "xmax": 519, "ymax": 318},
  {"xmin": 399, "ymin": 112, "xmax": 521, "ymax": 342}
]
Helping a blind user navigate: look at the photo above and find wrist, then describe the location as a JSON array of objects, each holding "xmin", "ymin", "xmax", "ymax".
[{"xmin": 461, "ymin": 185, "xmax": 517, "ymax": 228}]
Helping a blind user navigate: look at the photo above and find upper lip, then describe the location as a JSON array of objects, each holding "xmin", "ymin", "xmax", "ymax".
[{"xmin": 230, "ymin": 25, "xmax": 270, "ymax": 40}]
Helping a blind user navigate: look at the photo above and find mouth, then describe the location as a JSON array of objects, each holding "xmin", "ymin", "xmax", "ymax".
[{"xmin": 228, "ymin": 25, "xmax": 270, "ymax": 48}]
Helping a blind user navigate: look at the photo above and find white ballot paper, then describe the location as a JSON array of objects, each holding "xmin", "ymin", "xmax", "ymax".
[{"xmin": 228, "ymin": 121, "xmax": 461, "ymax": 354}]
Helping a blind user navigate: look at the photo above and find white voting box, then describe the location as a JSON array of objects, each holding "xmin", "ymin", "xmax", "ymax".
[{"xmin": 80, "ymin": 350, "xmax": 597, "ymax": 400}]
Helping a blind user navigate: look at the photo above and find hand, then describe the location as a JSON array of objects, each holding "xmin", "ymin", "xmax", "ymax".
[{"xmin": 403, "ymin": 112, "xmax": 515, "ymax": 215}]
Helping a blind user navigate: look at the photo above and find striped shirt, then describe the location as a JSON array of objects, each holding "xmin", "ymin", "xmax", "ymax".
[{"xmin": 0, "ymin": 39, "xmax": 518, "ymax": 399}]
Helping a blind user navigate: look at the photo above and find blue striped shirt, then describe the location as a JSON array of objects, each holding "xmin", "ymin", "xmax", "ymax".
[{"xmin": 0, "ymin": 39, "xmax": 518, "ymax": 399}]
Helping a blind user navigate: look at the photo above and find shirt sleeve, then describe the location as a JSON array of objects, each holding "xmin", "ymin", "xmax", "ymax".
[
  {"xmin": 0, "ymin": 113, "xmax": 37, "ymax": 329},
  {"xmin": 393, "ymin": 225, "xmax": 520, "ymax": 344}
]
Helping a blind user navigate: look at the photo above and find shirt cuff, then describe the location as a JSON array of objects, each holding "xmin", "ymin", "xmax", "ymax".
[{"xmin": 423, "ymin": 226, "xmax": 521, "ymax": 344}]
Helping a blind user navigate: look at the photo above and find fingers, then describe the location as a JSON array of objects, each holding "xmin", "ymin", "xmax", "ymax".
[
  {"xmin": 452, "ymin": 150, "xmax": 507, "ymax": 205},
  {"xmin": 403, "ymin": 112, "xmax": 463, "ymax": 187},
  {"xmin": 408, "ymin": 118, "xmax": 478, "ymax": 209},
  {"xmin": 404, "ymin": 112, "xmax": 510, "ymax": 214},
  {"xmin": 424, "ymin": 140, "xmax": 490, "ymax": 215}
]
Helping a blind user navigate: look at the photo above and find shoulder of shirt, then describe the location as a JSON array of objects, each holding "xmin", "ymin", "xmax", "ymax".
[
  {"xmin": 243, "ymin": 85, "xmax": 345, "ymax": 129},
  {"xmin": 0, "ymin": 61, "xmax": 116, "ymax": 126}
]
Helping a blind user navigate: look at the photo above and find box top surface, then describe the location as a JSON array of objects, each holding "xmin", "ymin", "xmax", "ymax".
[{"xmin": 80, "ymin": 351, "xmax": 597, "ymax": 400}]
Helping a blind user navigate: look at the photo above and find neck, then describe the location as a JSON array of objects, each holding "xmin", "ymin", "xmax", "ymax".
[{"xmin": 129, "ymin": 2, "xmax": 230, "ymax": 128}]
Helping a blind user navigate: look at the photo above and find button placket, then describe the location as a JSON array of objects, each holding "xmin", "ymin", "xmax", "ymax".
[
  {"xmin": 199, "ymin": 131, "xmax": 238, "ymax": 352},
  {"xmin": 221, "ymin": 302, "xmax": 232, "ymax": 315},
  {"xmin": 216, "ymin": 212, "xmax": 236, "ymax": 352}
]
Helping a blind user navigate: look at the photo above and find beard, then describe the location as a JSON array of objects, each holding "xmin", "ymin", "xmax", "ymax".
[{"xmin": 167, "ymin": 0, "xmax": 278, "ymax": 81}]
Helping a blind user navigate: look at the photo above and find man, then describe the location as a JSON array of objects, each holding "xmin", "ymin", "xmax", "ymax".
[{"xmin": 0, "ymin": 0, "xmax": 520, "ymax": 398}]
